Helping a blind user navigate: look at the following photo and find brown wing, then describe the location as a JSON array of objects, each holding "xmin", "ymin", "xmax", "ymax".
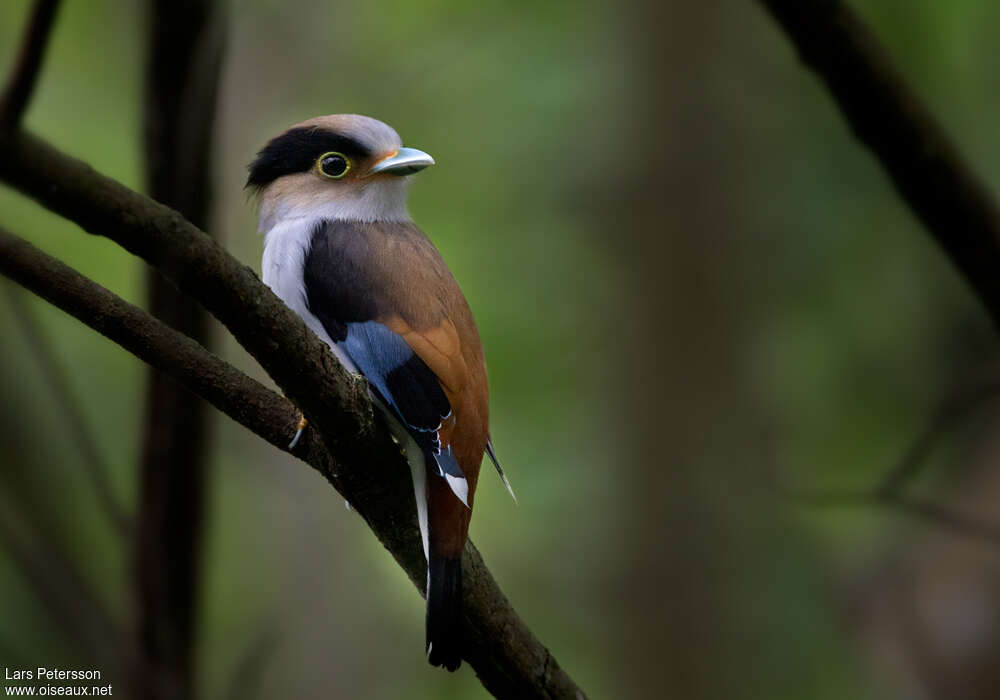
[
  {"xmin": 379, "ymin": 314, "xmax": 487, "ymax": 480},
  {"xmin": 381, "ymin": 315, "xmax": 468, "ymax": 397}
]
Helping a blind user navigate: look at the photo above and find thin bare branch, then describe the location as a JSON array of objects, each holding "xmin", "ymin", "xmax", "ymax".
[
  {"xmin": 758, "ymin": 0, "xmax": 1000, "ymax": 558},
  {"xmin": 0, "ymin": 229, "xmax": 333, "ymax": 475},
  {"xmin": 0, "ymin": 229, "xmax": 337, "ymax": 698},
  {"xmin": 758, "ymin": 0, "xmax": 1000, "ymax": 329},
  {"xmin": 877, "ymin": 363, "xmax": 1000, "ymax": 495},
  {"xmin": 3, "ymin": 285, "xmax": 131, "ymax": 537},
  {"xmin": 883, "ymin": 494, "xmax": 1000, "ymax": 546},
  {"xmin": 777, "ymin": 360, "xmax": 1000, "ymax": 508},
  {"xmin": 781, "ymin": 364, "xmax": 1000, "ymax": 546},
  {"xmin": 0, "ymin": 189, "xmax": 584, "ymax": 698},
  {"xmin": 790, "ymin": 487, "xmax": 1000, "ymax": 548},
  {"xmin": 0, "ymin": 0, "xmax": 61, "ymax": 129}
]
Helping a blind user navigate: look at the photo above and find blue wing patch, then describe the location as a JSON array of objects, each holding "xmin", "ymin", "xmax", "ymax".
[{"xmin": 340, "ymin": 321, "xmax": 453, "ymax": 458}]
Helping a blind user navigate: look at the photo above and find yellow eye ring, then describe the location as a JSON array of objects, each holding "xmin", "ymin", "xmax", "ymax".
[{"xmin": 317, "ymin": 151, "xmax": 351, "ymax": 179}]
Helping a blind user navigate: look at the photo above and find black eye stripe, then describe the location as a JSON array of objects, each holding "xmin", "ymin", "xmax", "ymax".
[{"xmin": 246, "ymin": 127, "xmax": 371, "ymax": 190}]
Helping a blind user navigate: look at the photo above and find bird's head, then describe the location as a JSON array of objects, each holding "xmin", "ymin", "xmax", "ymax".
[{"xmin": 247, "ymin": 114, "xmax": 434, "ymax": 230}]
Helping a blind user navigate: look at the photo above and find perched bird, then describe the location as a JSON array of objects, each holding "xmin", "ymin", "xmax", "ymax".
[{"xmin": 246, "ymin": 114, "xmax": 513, "ymax": 671}]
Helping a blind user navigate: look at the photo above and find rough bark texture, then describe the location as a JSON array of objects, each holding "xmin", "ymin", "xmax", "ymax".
[
  {"xmin": 0, "ymin": 229, "xmax": 335, "ymax": 478},
  {"xmin": 135, "ymin": 1, "xmax": 226, "ymax": 697},
  {"xmin": 0, "ymin": 131, "xmax": 585, "ymax": 699},
  {"xmin": 759, "ymin": 0, "xmax": 1000, "ymax": 329}
]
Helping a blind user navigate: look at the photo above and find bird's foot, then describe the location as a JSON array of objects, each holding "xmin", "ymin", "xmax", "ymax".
[{"xmin": 289, "ymin": 413, "xmax": 308, "ymax": 449}]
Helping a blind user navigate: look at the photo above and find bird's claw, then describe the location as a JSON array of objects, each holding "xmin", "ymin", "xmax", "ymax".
[{"xmin": 288, "ymin": 413, "xmax": 308, "ymax": 449}]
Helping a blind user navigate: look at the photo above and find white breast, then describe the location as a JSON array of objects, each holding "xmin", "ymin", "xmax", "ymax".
[{"xmin": 261, "ymin": 218, "xmax": 359, "ymax": 373}]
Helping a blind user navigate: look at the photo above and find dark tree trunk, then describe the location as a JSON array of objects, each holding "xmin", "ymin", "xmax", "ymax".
[
  {"xmin": 135, "ymin": 2, "xmax": 225, "ymax": 698},
  {"xmin": 615, "ymin": 1, "xmax": 759, "ymax": 698}
]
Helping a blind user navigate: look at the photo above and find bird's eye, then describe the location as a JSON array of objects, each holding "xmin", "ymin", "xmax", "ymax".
[{"xmin": 317, "ymin": 151, "xmax": 350, "ymax": 179}]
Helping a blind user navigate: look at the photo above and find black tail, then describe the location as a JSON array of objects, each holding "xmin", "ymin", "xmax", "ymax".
[{"xmin": 426, "ymin": 555, "xmax": 463, "ymax": 671}]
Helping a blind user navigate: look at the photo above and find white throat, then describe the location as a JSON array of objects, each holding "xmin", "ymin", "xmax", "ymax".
[
  {"xmin": 257, "ymin": 177, "xmax": 412, "ymax": 232},
  {"xmin": 259, "ymin": 216, "xmax": 361, "ymax": 375}
]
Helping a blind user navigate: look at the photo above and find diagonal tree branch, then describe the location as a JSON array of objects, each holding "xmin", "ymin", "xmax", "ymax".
[
  {"xmin": 0, "ymin": 229, "xmax": 336, "ymax": 485},
  {"xmin": 0, "ymin": 0, "xmax": 61, "ymax": 129},
  {"xmin": 780, "ymin": 362, "xmax": 1000, "ymax": 548},
  {"xmin": 759, "ymin": 0, "xmax": 1000, "ymax": 553},
  {"xmin": 758, "ymin": 0, "xmax": 1000, "ymax": 329},
  {"xmin": 881, "ymin": 494, "xmax": 1000, "ymax": 547},
  {"xmin": 0, "ymin": 130, "xmax": 585, "ymax": 697},
  {"xmin": 0, "ymin": 2, "xmax": 583, "ymax": 695},
  {"xmin": 789, "ymin": 487, "xmax": 1000, "ymax": 549},
  {"xmin": 876, "ymin": 362, "xmax": 1000, "ymax": 496}
]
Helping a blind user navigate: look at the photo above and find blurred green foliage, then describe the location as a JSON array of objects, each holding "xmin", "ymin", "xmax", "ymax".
[{"xmin": 2, "ymin": 0, "xmax": 1000, "ymax": 698}]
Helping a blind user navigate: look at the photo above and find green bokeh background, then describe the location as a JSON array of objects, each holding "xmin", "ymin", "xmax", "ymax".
[{"xmin": 2, "ymin": 1, "xmax": 1000, "ymax": 698}]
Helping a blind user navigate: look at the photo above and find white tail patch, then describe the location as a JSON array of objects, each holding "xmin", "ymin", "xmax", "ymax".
[
  {"xmin": 408, "ymin": 440, "xmax": 430, "ymax": 563},
  {"xmin": 445, "ymin": 474, "xmax": 470, "ymax": 508},
  {"xmin": 371, "ymin": 395, "xmax": 430, "ymax": 563}
]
